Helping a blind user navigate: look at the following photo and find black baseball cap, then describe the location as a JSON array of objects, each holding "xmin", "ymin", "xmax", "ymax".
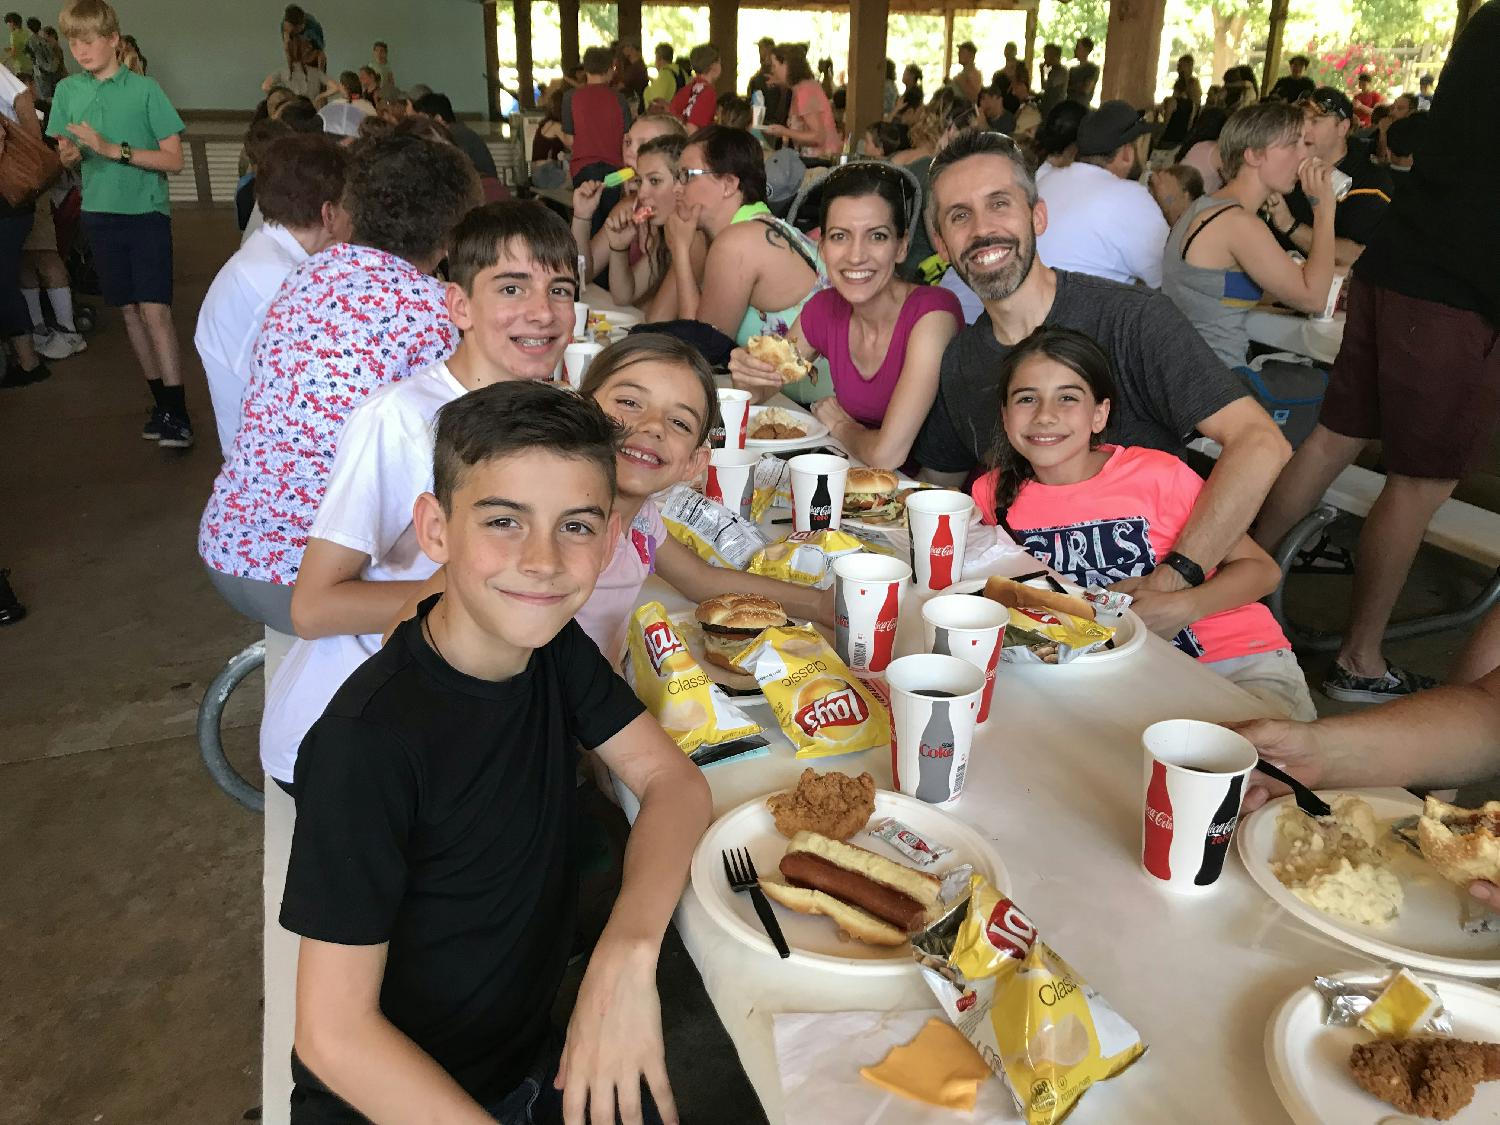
[
  {"xmin": 1075, "ymin": 100, "xmax": 1153, "ymax": 156},
  {"xmin": 1300, "ymin": 86, "xmax": 1354, "ymax": 121}
]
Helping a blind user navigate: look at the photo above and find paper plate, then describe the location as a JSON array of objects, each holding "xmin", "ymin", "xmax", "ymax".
[
  {"xmin": 690, "ymin": 788, "xmax": 1008, "ymax": 974},
  {"xmin": 744, "ymin": 405, "xmax": 829, "ymax": 451},
  {"xmin": 1266, "ymin": 968, "xmax": 1500, "ymax": 1125},
  {"xmin": 1238, "ymin": 791, "xmax": 1500, "ymax": 978},
  {"xmin": 942, "ymin": 577, "xmax": 1147, "ymax": 663}
]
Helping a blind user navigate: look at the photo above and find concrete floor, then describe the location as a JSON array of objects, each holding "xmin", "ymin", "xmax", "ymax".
[{"xmin": 0, "ymin": 208, "xmax": 1487, "ymax": 1124}]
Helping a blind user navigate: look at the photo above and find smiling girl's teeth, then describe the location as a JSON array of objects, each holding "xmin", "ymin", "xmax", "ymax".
[{"xmin": 621, "ymin": 447, "xmax": 662, "ymax": 466}]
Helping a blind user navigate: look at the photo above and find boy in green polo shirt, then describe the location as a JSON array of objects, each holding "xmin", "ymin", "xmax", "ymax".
[{"xmin": 49, "ymin": 0, "xmax": 193, "ymax": 447}]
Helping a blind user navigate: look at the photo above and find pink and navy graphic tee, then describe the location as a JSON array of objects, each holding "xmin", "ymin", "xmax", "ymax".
[{"xmin": 971, "ymin": 445, "xmax": 1288, "ymax": 663}]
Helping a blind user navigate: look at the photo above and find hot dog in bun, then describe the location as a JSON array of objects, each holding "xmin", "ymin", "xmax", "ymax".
[
  {"xmin": 758, "ymin": 830, "xmax": 943, "ymax": 945},
  {"xmin": 694, "ymin": 593, "xmax": 788, "ymax": 672}
]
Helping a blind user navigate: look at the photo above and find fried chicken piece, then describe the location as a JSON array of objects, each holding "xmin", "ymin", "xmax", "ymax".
[
  {"xmin": 1349, "ymin": 1038, "xmax": 1500, "ymax": 1120},
  {"xmin": 766, "ymin": 769, "xmax": 876, "ymax": 841}
]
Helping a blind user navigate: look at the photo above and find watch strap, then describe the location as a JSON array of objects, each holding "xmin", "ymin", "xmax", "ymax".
[{"xmin": 1162, "ymin": 551, "xmax": 1206, "ymax": 588}]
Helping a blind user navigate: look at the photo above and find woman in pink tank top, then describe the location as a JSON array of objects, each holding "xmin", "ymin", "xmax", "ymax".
[{"xmin": 726, "ymin": 161, "xmax": 961, "ymax": 469}]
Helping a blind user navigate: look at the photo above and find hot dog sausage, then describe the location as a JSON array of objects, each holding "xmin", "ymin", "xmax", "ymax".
[{"xmin": 780, "ymin": 851, "xmax": 926, "ymax": 930}]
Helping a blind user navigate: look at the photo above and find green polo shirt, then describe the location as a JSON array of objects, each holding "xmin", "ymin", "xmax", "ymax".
[{"xmin": 46, "ymin": 66, "xmax": 185, "ymax": 216}]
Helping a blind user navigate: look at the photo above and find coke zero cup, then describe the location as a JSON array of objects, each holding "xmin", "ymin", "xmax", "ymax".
[
  {"xmin": 906, "ymin": 489, "xmax": 972, "ymax": 591},
  {"xmin": 714, "ymin": 389, "xmax": 752, "ymax": 450},
  {"xmin": 788, "ymin": 453, "xmax": 850, "ymax": 533},
  {"xmin": 833, "ymin": 553, "xmax": 910, "ymax": 675},
  {"xmin": 921, "ymin": 594, "xmax": 1008, "ymax": 725},
  {"xmin": 885, "ymin": 653, "xmax": 985, "ymax": 805},
  {"xmin": 562, "ymin": 341, "xmax": 602, "ymax": 389},
  {"xmin": 1140, "ymin": 719, "xmax": 1258, "ymax": 894},
  {"xmin": 704, "ymin": 448, "xmax": 760, "ymax": 521}
]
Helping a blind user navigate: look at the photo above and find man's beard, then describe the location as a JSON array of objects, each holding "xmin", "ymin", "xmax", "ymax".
[{"xmin": 953, "ymin": 229, "xmax": 1036, "ymax": 302}]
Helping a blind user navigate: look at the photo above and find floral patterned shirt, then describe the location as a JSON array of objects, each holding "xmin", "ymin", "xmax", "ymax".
[{"xmin": 197, "ymin": 242, "xmax": 454, "ymax": 584}]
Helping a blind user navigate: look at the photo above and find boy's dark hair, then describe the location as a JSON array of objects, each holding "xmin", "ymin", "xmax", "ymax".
[
  {"xmin": 1077, "ymin": 36, "xmax": 1095, "ymax": 51},
  {"xmin": 715, "ymin": 93, "xmax": 751, "ymax": 130},
  {"xmin": 446, "ymin": 200, "xmax": 577, "ymax": 292},
  {"xmin": 866, "ymin": 119, "xmax": 908, "ymax": 156},
  {"xmin": 1385, "ymin": 113, "xmax": 1426, "ymax": 158},
  {"xmin": 345, "ymin": 132, "xmax": 481, "ymax": 263},
  {"xmin": 432, "ymin": 381, "xmax": 622, "ymax": 513},
  {"xmin": 373, "ymin": 39, "xmax": 387, "ymax": 50},
  {"xmin": 582, "ymin": 45, "xmax": 613, "ymax": 75},
  {"xmin": 686, "ymin": 125, "xmax": 767, "ymax": 205},
  {"xmin": 244, "ymin": 116, "xmax": 292, "ymax": 167},
  {"xmin": 338, "ymin": 70, "xmax": 361, "ymax": 98},
  {"xmin": 958, "ymin": 40, "xmax": 976, "ymax": 54},
  {"xmin": 257, "ymin": 133, "xmax": 349, "ymax": 228},
  {"xmin": 1288, "ymin": 54, "xmax": 1310, "ymax": 67},
  {"xmin": 688, "ymin": 43, "xmax": 719, "ymax": 74},
  {"xmin": 578, "ymin": 333, "xmax": 720, "ymax": 445},
  {"xmin": 414, "ymin": 91, "xmax": 457, "ymax": 124},
  {"xmin": 278, "ymin": 99, "xmax": 324, "ymax": 134},
  {"xmin": 26, "ymin": 16, "xmax": 39, "ymax": 32},
  {"xmin": 988, "ymin": 326, "xmax": 1116, "ymax": 534},
  {"xmin": 655, "ymin": 42, "xmax": 673, "ymax": 63},
  {"xmin": 4, "ymin": 12, "xmax": 21, "ymax": 26},
  {"xmin": 283, "ymin": 4, "xmax": 305, "ymax": 24}
]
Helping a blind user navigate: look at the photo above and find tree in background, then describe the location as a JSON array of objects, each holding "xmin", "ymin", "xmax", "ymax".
[{"xmin": 1037, "ymin": 0, "xmax": 1109, "ymax": 57}]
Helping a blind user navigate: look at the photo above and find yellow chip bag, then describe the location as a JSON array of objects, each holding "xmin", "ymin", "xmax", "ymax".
[
  {"xmin": 913, "ymin": 875, "xmax": 1146, "ymax": 1125},
  {"xmin": 1001, "ymin": 606, "xmax": 1116, "ymax": 665},
  {"xmin": 747, "ymin": 529, "xmax": 866, "ymax": 588},
  {"xmin": 624, "ymin": 603, "xmax": 764, "ymax": 762},
  {"xmin": 733, "ymin": 625, "xmax": 890, "ymax": 758}
]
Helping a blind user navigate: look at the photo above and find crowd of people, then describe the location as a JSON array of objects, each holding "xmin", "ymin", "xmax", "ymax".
[{"xmin": 4, "ymin": 0, "xmax": 1500, "ymax": 1120}]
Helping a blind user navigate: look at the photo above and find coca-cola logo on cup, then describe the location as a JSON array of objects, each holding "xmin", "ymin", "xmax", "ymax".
[
  {"xmin": 919, "ymin": 740, "xmax": 955, "ymax": 759},
  {"xmin": 643, "ymin": 621, "xmax": 686, "ymax": 675},
  {"xmin": 1144, "ymin": 807, "xmax": 1173, "ymax": 831},
  {"xmin": 984, "ymin": 897, "xmax": 1038, "ymax": 960},
  {"xmin": 793, "ymin": 683, "xmax": 869, "ymax": 737}
]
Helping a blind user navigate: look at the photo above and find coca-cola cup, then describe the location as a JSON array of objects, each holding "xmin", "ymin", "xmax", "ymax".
[
  {"xmin": 562, "ymin": 341, "xmax": 603, "ymax": 389},
  {"xmin": 704, "ymin": 448, "xmax": 760, "ymax": 521},
  {"xmin": 885, "ymin": 653, "xmax": 985, "ymax": 805},
  {"xmin": 906, "ymin": 489, "xmax": 972, "ymax": 591},
  {"xmin": 832, "ymin": 553, "xmax": 910, "ymax": 675},
  {"xmin": 1140, "ymin": 719, "xmax": 1258, "ymax": 894},
  {"xmin": 714, "ymin": 389, "xmax": 752, "ymax": 450},
  {"xmin": 788, "ymin": 453, "xmax": 850, "ymax": 533},
  {"xmin": 921, "ymin": 594, "xmax": 1008, "ymax": 725}
]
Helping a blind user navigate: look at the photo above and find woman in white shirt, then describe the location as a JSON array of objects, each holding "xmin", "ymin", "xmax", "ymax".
[{"xmin": 0, "ymin": 63, "xmax": 50, "ymax": 386}]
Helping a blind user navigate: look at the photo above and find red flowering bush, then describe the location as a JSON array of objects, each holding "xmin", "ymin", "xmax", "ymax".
[{"xmin": 1299, "ymin": 38, "xmax": 1403, "ymax": 92}]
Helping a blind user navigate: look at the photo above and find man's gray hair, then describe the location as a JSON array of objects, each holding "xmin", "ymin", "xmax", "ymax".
[{"xmin": 925, "ymin": 128, "xmax": 1038, "ymax": 238}]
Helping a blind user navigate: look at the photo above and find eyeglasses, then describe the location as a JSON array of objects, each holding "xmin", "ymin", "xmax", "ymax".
[{"xmin": 674, "ymin": 167, "xmax": 712, "ymax": 185}]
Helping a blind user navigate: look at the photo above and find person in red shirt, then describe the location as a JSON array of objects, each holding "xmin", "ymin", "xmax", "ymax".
[
  {"xmin": 670, "ymin": 43, "xmax": 721, "ymax": 128},
  {"xmin": 561, "ymin": 45, "xmax": 633, "ymax": 184},
  {"xmin": 1352, "ymin": 71, "xmax": 1382, "ymax": 127}
]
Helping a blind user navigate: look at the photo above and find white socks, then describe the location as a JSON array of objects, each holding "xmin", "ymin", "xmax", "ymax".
[{"xmin": 48, "ymin": 287, "xmax": 76, "ymax": 333}]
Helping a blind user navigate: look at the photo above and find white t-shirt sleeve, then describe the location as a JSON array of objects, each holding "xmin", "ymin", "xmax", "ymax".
[
  {"xmin": 1127, "ymin": 186, "xmax": 1170, "ymax": 289},
  {"xmin": 0, "ymin": 63, "xmax": 25, "ymax": 121},
  {"xmin": 309, "ymin": 387, "xmax": 436, "ymax": 565}
]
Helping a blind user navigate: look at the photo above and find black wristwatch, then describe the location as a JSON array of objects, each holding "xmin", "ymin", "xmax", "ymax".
[
  {"xmin": 117, "ymin": 141, "xmax": 133, "ymax": 165},
  {"xmin": 1162, "ymin": 551, "xmax": 1206, "ymax": 588}
]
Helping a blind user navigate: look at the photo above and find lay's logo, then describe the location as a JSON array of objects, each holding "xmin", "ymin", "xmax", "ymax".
[
  {"xmin": 793, "ymin": 684, "xmax": 869, "ymax": 737},
  {"xmin": 643, "ymin": 620, "xmax": 686, "ymax": 675}
]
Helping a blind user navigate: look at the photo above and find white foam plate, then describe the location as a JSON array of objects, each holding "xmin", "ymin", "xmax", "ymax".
[
  {"xmin": 690, "ymin": 788, "xmax": 1008, "ymax": 974},
  {"xmin": 1238, "ymin": 791, "xmax": 1500, "ymax": 978},
  {"xmin": 942, "ymin": 577, "xmax": 1147, "ymax": 663},
  {"xmin": 1266, "ymin": 968, "xmax": 1500, "ymax": 1125},
  {"xmin": 744, "ymin": 405, "xmax": 829, "ymax": 451}
]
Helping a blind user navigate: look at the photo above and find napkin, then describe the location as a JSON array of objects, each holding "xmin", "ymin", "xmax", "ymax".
[{"xmin": 772, "ymin": 1010, "xmax": 1022, "ymax": 1124}]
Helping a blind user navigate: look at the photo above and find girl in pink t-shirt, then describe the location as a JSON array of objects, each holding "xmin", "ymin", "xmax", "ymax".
[{"xmin": 970, "ymin": 326, "xmax": 1314, "ymax": 719}]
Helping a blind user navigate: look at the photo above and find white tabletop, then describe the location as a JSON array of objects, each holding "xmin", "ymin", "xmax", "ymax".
[
  {"xmin": 623, "ymin": 543, "xmax": 1398, "ymax": 1125},
  {"xmin": 1246, "ymin": 307, "xmax": 1345, "ymax": 366}
]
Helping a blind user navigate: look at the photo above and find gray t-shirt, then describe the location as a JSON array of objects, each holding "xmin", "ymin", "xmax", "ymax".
[{"xmin": 912, "ymin": 270, "xmax": 1250, "ymax": 474}]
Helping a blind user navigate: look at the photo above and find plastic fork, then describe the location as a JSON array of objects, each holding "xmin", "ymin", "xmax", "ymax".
[{"xmin": 722, "ymin": 847, "xmax": 791, "ymax": 959}]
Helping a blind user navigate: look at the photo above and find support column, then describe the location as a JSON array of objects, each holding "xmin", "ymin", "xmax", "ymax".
[
  {"xmin": 708, "ymin": 0, "xmax": 739, "ymax": 93},
  {"xmin": 515, "ymin": 0, "xmax": 535, "ymax": 109},
  {"xmin": 483, "ymin": 0, "xmax": 502, "ymax": 120},
  {"xmin": 561, "ymin": 0, "xmax": 580, "ymax": 75},
  {"xmin": 1261, "ymin": 0, "xmax": 1289, "ymax": 99},
  {"xmin": 847, "ymin": 0, "xmax": 890, "ymax": 141},
  {"xmin": 1023, "ymin": 7, "xmax": 1038, "ymax": 82},
  {"xmin": 942, "ymin": 7, "xmax": 955, "ymax": 86},
  {"xmin": 1101, "ymin": 0, "xmax": 1168, "ymax": 108},
  {"xmin": 617, "ymin": 0, "xmax": 642, "ymax": 55}
]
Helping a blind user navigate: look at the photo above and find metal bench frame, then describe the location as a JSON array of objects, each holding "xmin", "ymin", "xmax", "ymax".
[{"xmin": 196, "ymin": 640, "xmax": 267, "ymax": 812}]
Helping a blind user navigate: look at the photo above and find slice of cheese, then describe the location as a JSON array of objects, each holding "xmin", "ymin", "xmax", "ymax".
[
  {"xmin": 859, "ymin": 1018, "xmax": 990, "ymax": 1112},
  {"xmin": 1358, "ymin": 968, "xmax": 1442, "ymax": 1039}
]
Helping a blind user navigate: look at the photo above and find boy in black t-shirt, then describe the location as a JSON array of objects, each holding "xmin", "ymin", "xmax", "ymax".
[{"xmin": 281, "ymin": 380, "xmax": 711, "ymax": 1124}]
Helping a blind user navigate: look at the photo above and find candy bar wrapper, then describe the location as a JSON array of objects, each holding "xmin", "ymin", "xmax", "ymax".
[
  {"xmin": 624, "ymin": 603, "xmax": 765, "ymax": 763},
  {"xmin": 913, "ymin": 875, "xmax": 1146, "ymax": 1125},
  {"xmin": 734, "ymin": 625, "xmax": 890, "ymax": 759},
  {"xmin": 1000, "ymin": 607, "xmax": 1116, "ymax": 665},
  {"xmin": 751, "ymin": 456, "xmax": 792, "ymax": 523},
  {"xmin": 659, "ymin": 483, "xmax": 768, "ymax": 570},
  {"xmin": 747, "ymin": 529, "xmax": 865, "ymax": 589}
]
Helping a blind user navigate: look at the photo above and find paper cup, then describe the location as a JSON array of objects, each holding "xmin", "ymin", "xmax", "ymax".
[
  {"xmin": 1141, "ymin": 719, "xmax": 1258, "ymax": 894},
  {"xmin": 788, "ymin": 453, "xmax": 850, "ymax": 532},
  {"xmin": 885, "ymin": 654, "xmax": 985, "ymax": 805},
  {"xmin": 572, "ymin": 301, "xmax": 589, "ymax": 339},
  {"xmin": 921, "ymin": 595, "xmax": 1007, "ymax": 724},
  {"xmin": 705, "ymin": 448, "xmax": 760, "ymax": 521},
  {"xmin": 833, "ymin": 553, "xmax": 910, "ymax": 675},
  {"xmin": 906, "ymin": 490, "xmax": 972, "ymax": 591},
  {"xmin": 562, "ymin": 341, "xmax": 602, "ymax": 389},
  {"xmin": 714, "ymin": 389, "xmax": 752, "ymax": 450},
  {"xmin": 751, "ymin": 104, "xmax": 766, "ymax": 129},
  {"xmin": 1314, "ymin": 273, "xmax": 1345, "ymax": 322}
]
